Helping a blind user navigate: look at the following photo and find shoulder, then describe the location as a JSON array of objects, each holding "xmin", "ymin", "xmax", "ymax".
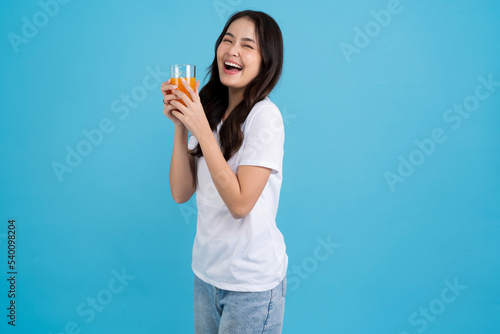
[
  {"xmin": 244, "ymin": 97, "xmax": 283, "ymax": 129},
  {"xmin": 242, "ymin": 97, "xmax": 284, "ymax": 146}
]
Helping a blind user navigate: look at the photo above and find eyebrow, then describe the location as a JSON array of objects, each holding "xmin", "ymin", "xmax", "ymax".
[{"xmin": 225, "ymin": 32, "xmax": 257, "ymax": 44}]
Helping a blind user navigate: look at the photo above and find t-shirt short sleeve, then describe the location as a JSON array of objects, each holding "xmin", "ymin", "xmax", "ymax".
[
  {"xmin": 238, "ymin": 103, "xmax": 284, "ymax": 173},
  {"xmin": 188, "ymin": 133, "xmax": 198, "ymax": 150}
]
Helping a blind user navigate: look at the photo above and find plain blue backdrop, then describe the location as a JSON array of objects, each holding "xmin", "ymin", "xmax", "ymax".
[{"xmin": 1, "ymin": 0, "xmax": 499, "ymax": 333}]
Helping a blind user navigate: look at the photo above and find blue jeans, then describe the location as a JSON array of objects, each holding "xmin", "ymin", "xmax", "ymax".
[{"xmin": 193, "ymin": 275, "xmax": 286, "ymax": 334}]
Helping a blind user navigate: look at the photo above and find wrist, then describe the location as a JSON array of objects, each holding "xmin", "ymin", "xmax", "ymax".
[
  {"xmin": 196, "ymin": 125, "xmax": 215, "ymax": 147},
  {"xmin": 173, "ymin": 125, "xmax": 189, "ymax": 142},
  {"xmin": 174, "ymin": 124, "xmax": 188, "ymax": 134}
]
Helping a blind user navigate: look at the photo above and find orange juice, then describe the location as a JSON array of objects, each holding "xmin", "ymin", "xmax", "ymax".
[{"xmin": 169, "ymin": 77, "xmax": 196, "ymax": 106}]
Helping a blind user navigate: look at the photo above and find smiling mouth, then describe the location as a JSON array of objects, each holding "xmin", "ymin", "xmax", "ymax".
[{"xmin": 224, "ymin": 61, "xmax": 243, "ymax": 72}]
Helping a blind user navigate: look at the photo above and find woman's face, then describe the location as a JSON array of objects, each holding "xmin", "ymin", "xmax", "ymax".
[{"xmin": 217, "ymin": 17, "xmax": 262, "ymax": 92}]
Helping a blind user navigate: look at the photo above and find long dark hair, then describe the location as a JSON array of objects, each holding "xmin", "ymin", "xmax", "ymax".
[{"xmin": 189, "ymin": 10, "xmax": 284, "ymax": 160}]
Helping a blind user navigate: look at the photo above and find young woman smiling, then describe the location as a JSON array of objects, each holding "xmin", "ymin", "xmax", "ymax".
[{"xmin": 161, "ymin": 10, "xmax": 287, "ymax": 333}]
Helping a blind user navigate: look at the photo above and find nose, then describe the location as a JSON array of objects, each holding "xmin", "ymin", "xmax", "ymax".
[{"xmin": 227, "ymin": 43, "xmax": 240, "ymax": 57}]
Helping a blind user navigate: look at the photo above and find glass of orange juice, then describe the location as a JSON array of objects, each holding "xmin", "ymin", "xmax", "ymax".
[{"xmin": 169, "ymin": 64, "xmax": 196, "ymax": 106}]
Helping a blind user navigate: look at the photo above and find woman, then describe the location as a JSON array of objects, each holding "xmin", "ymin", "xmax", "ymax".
[{"xmin": 161, "ymin": 10, "xmax": 287, "ymax": 333}]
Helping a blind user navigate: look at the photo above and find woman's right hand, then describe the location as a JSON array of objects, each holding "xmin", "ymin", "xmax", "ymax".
[{"xmin": 161, "ymin": 79, "xmax": 184, "ymax": 127}]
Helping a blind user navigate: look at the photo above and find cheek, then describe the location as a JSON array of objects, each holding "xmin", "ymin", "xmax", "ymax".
[
  {"xmin": 216, "ymin": 46, "xmax": 225, "ymax": 63},
  {"xmin": 246, "ymin": 55, "xmax": 262, "ymax": 74}
]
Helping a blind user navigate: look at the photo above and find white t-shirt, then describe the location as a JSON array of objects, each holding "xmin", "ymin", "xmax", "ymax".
[{"xmin": 188, "ymin": 96, "xmax": 287, "ymax": 292}]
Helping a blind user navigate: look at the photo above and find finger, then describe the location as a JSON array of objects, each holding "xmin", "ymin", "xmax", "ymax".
[
  {"xmin": 163, "ymin": 104, "xmax": 174, "ymax": 116},
  {"xmin": 163, "ymin": 94, "xmax": 178, "ymax": 102},
  {"xmin": 163, "ymin": 105, "xmax": 178, "ymax": 116},
  {"xmin": 181, "ymin": 78, "xmax": 197, "ymax": 103},
  {"xmin": 163, "ymin": 102, "xmax": 176, "ymax": 110},
  {"xmin": 170, "ymin": 99, "xmax": 189, "ymax": 113},
  {"xmin": 163, "ymin": 108, "xmax": 173, "ymax": 117},
  {"xmin": 164, "ymin": 107, "xmax": 180, "ymax": 117},
  {"xmin": 193, "ymin": 80, "xmax": 201, "ymax": 103},
  {"xmin": 186, "ymin": 79, "xmax": 201, "ymax": 104},
  {"xmin": 164, "ymin": 102, "xmax": 182, "ymax": 116},
  {"xmin": 172, "ymin": 90, "xmax": 192, "ymax": 108},
  {"xmin": 161, "ymin": 81, "xmax": 178, "ymax": 89},
  {"xmin": 161, "ymin": 83, "xmax": 179, "ymax": 94},
  {"xmin": 162, "ymin": 90, "xmax": 178, "ymax": 103},
  {"xmin": 164, "ymin": 109, "xmax": 181, "ymax": 120},
  {"xmin": 161, "ymin": 88, "xmax": 177, "ymax": 99},
  {"xmin": 171, "ymin": 109, "xmax": 186, "ymax": 123}
]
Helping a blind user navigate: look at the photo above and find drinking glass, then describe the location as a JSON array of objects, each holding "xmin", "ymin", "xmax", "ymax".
[{"xmin": 169, "ymin": 64, "xmax": 196, "ymax": 106}]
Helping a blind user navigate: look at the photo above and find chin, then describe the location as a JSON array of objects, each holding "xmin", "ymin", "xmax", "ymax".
[{"xmin": 220, "ymin": 75, "xmax": 238, "ymax": 88}]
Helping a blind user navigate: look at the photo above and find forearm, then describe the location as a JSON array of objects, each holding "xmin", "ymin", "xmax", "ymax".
[
  {"xmin": 169, "ymin": 126, "xmax": 195, "ymax": 203},
  {"xmin": 197, "ymin": 131, "xmax": 245, "ymax": 218}
]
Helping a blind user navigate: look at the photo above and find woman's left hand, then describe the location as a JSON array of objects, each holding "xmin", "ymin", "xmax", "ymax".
[{"xmin": 170, "ymin": 79, "xmax": 211, "ymax": 141}]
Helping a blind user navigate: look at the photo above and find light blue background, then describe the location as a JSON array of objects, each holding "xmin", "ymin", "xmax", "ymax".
[{"xmin": 1, "ymin": 0, "xmax": 499, "ymax": 333}]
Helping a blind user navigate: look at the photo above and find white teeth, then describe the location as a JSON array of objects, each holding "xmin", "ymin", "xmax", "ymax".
[{"xmin": 224, "ymin": 61, "xmax": 242, "ymax": 69}]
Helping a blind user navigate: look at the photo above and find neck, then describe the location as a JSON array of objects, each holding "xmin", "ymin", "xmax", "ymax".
[{"xmin": 223, "ymin": 87, "xmax": 245, "ymax": 121}]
